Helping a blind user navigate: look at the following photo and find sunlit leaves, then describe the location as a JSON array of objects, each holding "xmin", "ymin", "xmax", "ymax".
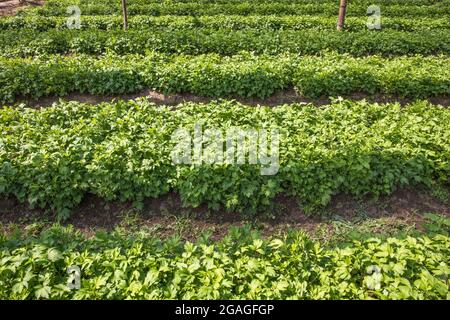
[
  {"xmin": 0, "ymin": 100, "xmax": 448, "ymax": 218},
  {"xmin": 0, "ymin": 231, "xmax": 448, "ymax": 300},
  {"xmin": 1, "ymin": 53, "xmax": 449, "ymax": 103}
]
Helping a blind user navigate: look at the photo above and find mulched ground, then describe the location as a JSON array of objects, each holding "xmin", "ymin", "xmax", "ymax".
[{"xmin": 1, "ymin": 187, "xmax": 448, "ymax": 241}]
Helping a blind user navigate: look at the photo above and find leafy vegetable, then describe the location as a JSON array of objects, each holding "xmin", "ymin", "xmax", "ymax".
[
  {"xmin": 2, "ymin": 29, "xmax": 449, "ymax": 58},
  {"xmin": 1, "ymin": 53, "xmax": 449, "ymax": 103},
  {"xmin": 0, "ymin": 229, "xmax": 448, "ymax": 300},
  {"xmin": 1, "ymin": 99, "xmax": 448, "ymax": 218}
]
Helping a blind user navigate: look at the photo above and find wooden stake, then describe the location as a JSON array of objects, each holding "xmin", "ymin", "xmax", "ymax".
[
  {"xmin": 121, "ymin": 0, "xmax": 128, "ymax": 31},
  {"xmin": 337, "ymin": 0, "xmax": 347, "ymax": 31}
]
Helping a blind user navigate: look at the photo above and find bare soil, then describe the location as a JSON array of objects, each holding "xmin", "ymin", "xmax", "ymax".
[
  {"xmin": 0, "ymin": 187, "xmax": 448, "ymax": 241},
  {"xmin": 13, "ymin": 89, "xmax": 450, "ymax": 109},
  {"xmin": 0, "ymin": 0, "xmax": 43, "ymax": 16}
]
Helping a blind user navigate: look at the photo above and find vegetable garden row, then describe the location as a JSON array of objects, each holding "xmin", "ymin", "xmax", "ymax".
[
  {"xmin": 23, "ymin": 1, "xmax": 450, "ymax": 17},
  {"xmin": 2, "ymin": 29, "xmax": 450, "ymax": 57},
  {"xmin": 0, "ymin": 0, "xmax": 449, "ymax": 300},
  {"xmin": 1, "ymin": 53, "xmax": 449, "ymax": 103},
  {"xmin": 1, "ymin": 230, "xmax": 448, "ymax": 299},
  {"xmin": 1, "ymin": 99, "xmax": 448, "ymax": 219},
  {"xmin": 36, "ymin": 0, "xmax": 450, "ymax": 5},
  {"xmin": 3, "ymin": 15, "xmax": 449, "ymax": 31}
]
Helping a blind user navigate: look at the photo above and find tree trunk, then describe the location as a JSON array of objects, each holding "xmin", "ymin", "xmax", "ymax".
[
  {"xmin": 337, "ymin": 0, "xmax": 347, "ymax": 31},
  {"xmin": 121, "ymin": 0, "xmax": 128, "ymax": 31}
]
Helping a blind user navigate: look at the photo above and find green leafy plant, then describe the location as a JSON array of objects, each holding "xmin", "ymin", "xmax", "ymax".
[
  {"xmin": 21, "ymin": 0, "xmax": 450, "ymax": 18},
  {"xmin": 422, "ymin": 213, "xmax": 450, "ymax": 236},
  {"xmin": 0, "ymin": 227, "xmax": 448, "ymax": 300},
  {"xmin": 1, "ymin": 53, "xmax": 449, "ymax": 103},
  {"xmin": 1, "ymin": 99, "xmax": 448, "ymax": 218},
  {"xmin": 3, "ymin": 14, "xmax": 450, "ymax": 32},
  {"xmin": 1, "ymin": 29, "xmax": 450, "ymax": 58}
]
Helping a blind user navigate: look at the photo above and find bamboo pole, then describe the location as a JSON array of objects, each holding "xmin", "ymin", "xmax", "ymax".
[
  {"xmin": 121, "ymin": 0, "xmax": 128, "ymax": 31},
  {"xmin": 337, "ymin": 0, "xmax": 347, "ymax": 31}
]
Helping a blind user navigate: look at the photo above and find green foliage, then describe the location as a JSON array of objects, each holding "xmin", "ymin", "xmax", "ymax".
[
  {"xmin": 1, "ymin": 0, "xmax": 447, "ymax": 302},
  {"xmin": 0, "ymin": 227, "xmax": 448, "ymax": 299},
  {"xmin": 1, "ymin": 99, "xmax": 448, "ymax": 218},
  {"xmin": 21, "ymin": 0, "xmax": 450, "ymax": 17},
  {"xmin": 1, "ymin": 53, "xmax": 449, "ymax": 103},
  {"xmin": 315, "ymin": 212, "xmax": 450, "ymax": 246},
  {"xmin": 2, "ymin": 15, "xmax": 449, "ymax": 32},
  {"xmin": 422, "ymin": 213, "xmax": 450, "ymax": 236},
  {"xmin": 2, "ymin": 29, "xmax": 450, "ymax": 57}
]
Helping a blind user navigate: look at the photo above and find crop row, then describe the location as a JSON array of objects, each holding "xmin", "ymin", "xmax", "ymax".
[
  {"xmin": 0, "ymin": 228, "xmax": 448, "ymax": 299},
  {"xmin": 4, "ymin": 15, "xmax": 449, "ymax": 32},
  {"xmin": 1, "ymin": 53, "xmax": 449, "ymax": 103},
  {"xmin": 1, "ymin": 99, "xmax": 449, "ymax": 218},
  {"xmin": 24, "ymin": 2, "xmax": 450, "ymax": 17},
  {"xmin": 42, "ymin": 0, "xmax": 448, "ymax": 6},
  {"xmin": 2, "ymin": 29, "xmax": 449, "ymax": 58}
]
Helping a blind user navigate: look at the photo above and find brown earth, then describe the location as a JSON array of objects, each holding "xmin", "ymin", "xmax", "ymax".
[
  {"xmin": 0, "ymin": 0, "xmax": 43, "ymax": 16},
  {"xmin": 12, "ymin": 89, "xmax": 450, "ymax": 109},
  {"xmin": 0, "ymin": 187, "xmax": 448, "ymax": 241}
]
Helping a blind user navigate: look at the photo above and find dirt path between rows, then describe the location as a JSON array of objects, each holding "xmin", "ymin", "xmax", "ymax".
[
  {"xmin": 14, "ymin": 89, "xmax": 450, "ymax": 108},
  {"xmin": 1, "ymin": 187, "xmax": 448, "ymax": 241},
  {"xmin": 0, "ymin": 0, "xmax": 43, "ymax": 16}
]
